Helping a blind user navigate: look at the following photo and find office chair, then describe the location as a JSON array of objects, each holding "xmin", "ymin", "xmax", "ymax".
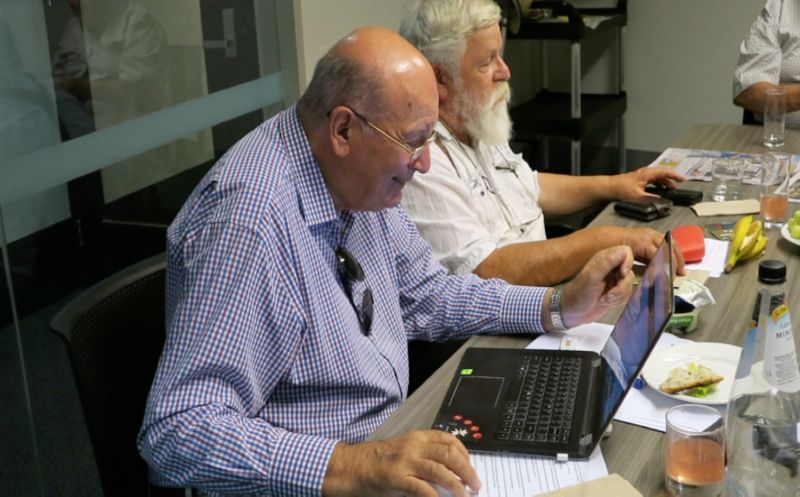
[
  {"xmin": 50, "ymin": 253, "xmax": 185, "ymax": 497},
  {"xmin": 742, "ymin": 109, "xmax": 759, "ymax": 125}
]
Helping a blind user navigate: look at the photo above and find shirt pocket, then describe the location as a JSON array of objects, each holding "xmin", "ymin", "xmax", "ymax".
[{"xmin": 465, "ymin": 169, "xmax": 497, "ymax": 199}]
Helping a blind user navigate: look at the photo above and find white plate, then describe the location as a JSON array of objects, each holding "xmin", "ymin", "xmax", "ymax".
[
  {"xmin": 641, "ymin": 342, "xmax": 741, "ymax": 405},
  {"xmin": 781, "ymin": 223, "xmax": 800, "ymax": 247}
]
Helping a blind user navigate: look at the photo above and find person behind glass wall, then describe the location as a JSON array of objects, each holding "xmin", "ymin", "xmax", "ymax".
[
  {"xmin": 51, "ymin": 0, "xmax": 165, "ymax": 139},
  {"xmin": 0, "ymin": 15, "xmax": 58, "ymax": 157},
  {"xmin": 137, "ymin": 26, "xmax": 637, "ymax": 497},
  {"xmin": 733, "ymin": 0, "xmax": 800, "ymax": 127}
]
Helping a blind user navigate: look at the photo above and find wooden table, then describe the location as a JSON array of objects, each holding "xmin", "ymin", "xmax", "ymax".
[{"xmin": 371, "ymin": 124, "xmax": 800, "ymax": 496}]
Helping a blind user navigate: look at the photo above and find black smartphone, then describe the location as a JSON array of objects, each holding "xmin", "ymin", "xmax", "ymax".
[
  {"xmin": 614, "ymin": 198, "xmax": 673, "ymax": 222},
  {"xmin": 645, "ymin": 185, "xmax": 703, "ymax": 206}
]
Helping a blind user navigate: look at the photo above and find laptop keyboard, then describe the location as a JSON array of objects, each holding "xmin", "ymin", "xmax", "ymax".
[{"xmin": 496, "ymin": 355, "xmax": 581, "ymax": 444}]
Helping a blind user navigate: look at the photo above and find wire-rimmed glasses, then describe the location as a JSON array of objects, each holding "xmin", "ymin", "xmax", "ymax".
[{"xmin": 334, "ymin": 105, "xmax": 436, "ymax": 162}]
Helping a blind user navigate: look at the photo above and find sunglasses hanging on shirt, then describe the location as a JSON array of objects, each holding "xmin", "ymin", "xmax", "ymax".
[{"xmin": 336, "ymin": 247, "xmax": 374, "ymax": 336}]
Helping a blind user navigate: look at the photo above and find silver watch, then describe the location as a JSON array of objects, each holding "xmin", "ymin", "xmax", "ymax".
[{"xmin": 549, "ymin": 289, "xmax": 568, "ymax": 332}]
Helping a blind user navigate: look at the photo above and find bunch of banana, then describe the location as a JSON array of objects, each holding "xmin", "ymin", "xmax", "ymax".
[{"xmin": 724, "ymin": 215, "xmax": 768, "ymax": 273}]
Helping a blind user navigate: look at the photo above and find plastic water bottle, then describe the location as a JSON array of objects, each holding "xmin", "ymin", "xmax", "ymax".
[{"xmin": 725, "ymin": 260, "xmax": 800, "ymax": 496}]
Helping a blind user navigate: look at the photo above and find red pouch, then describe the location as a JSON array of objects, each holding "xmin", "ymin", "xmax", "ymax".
[{"xmin": 671, "ymin": 225, "xmax": 705, "ymax": 263}]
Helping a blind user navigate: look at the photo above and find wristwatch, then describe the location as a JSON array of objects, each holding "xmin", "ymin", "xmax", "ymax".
[{"xmin": 549, "ymin": 289, "xmax": 568, "ymax": 332}]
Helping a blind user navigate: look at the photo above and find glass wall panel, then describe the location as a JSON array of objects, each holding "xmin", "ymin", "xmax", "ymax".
[{"xmin": 0, "ymin": 0, "xmax": 297, "ymax": 494}]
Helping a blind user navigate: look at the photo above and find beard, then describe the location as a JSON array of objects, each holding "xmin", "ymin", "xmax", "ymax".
[{"xmin": 453, "ymin": 80, "xmax": 513, "ymax": 146}]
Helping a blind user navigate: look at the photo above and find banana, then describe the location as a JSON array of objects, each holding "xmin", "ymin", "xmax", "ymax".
[
  {"xmin": 737, "ymin": 220, "xmax": 763, "ymax": 259},
  {"xmin": 725, "ymin": 216, "xmax": 768, "ymax": 271},
  {"xmin": 739, "ymin": 232, "xmax": 768, "ymax": 261},
  {"xmin": 725, "ymin": 215, "xmax": 753, "ymax": 273}
]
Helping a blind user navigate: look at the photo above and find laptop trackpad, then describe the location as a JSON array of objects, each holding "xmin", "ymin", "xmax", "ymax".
[{"xmin": 448, "ymin": 376, "xmax": 504, "ymax": 411}]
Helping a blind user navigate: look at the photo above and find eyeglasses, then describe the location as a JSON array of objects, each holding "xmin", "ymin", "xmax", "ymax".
[
  {"xmin": 339, "ymin": 105, "xmax": 436, "ymax": 162},
  {"xmin": 336, "ymin": 246, "xmax": 374, "ymax": 336}
]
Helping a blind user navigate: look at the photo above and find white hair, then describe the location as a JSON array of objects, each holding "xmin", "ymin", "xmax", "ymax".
[
  {"xmin": 454, "ymin": 79, "xmax": 513, "ymax": 144},
  {"xmin": 400, "ymin": 0, "xmax": 502, "ymax": 80}
]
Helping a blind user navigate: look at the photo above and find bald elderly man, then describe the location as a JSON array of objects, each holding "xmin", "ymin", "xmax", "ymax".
[{"xmin": 138, "ymin": 26, "xmax": 636, "ymax": 497}]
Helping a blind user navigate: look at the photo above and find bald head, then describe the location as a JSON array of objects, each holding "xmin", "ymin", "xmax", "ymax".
[
  {"xmin": 298, "ymin": 26, "xmax": 436, "ymax": 125},
  {"xmin": 333, "ymin": 26, "xmax": 433, "ymax": 89}
]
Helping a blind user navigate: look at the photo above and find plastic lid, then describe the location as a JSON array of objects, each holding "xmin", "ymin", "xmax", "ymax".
[{"xmin": 758, "ymin": 260, "xmax": 786, "ymax": 284}]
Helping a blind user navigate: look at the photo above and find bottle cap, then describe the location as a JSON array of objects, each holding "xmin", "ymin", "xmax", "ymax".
[{"xmin": 758, "ymin": 260, "xmax": 786, "ymax": 284}]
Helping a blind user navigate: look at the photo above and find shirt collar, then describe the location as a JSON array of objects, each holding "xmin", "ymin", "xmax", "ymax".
[
  {"xmin": 435, "ymin": 120, "xmax": 485, "ymax": 153},
  {"xmin": 434, "ymin": 120, "xmax": 456, "ymax": 143},
  {"xmin": 279, "ymin": 104, "xmax": 339, "ymax": 228}
]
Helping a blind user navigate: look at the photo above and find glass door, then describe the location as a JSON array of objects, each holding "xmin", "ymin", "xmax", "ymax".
[{"xmin": 0, "ymin": 1, "xmax": 297, "ymax": 494}]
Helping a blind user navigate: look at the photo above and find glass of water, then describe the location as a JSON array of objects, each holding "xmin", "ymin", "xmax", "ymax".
[
  {"xmin": 711, "ymin": 158, "xmax": 744, "ymax": 201},
  {"xmin": 763, "ymin": 89, "xmax": 787, "ymax": 149},
  {"xmin": 665, "ymin": 404, "xmax": 724, "ymax": 497}
]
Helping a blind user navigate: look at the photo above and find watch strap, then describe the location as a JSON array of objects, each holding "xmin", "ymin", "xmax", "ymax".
[{"xmin": 549, "ymin": 289, "xmax": 568, "ymax": 332}]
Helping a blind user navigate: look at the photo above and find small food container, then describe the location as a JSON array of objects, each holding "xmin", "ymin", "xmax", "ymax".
[
  {"xmin": 670, "ymin": 296, "xmax": 701, "ymax": 334},
  {"xmin": 670, "ymin": 278, "xmax": 715, "ymax": 335}
]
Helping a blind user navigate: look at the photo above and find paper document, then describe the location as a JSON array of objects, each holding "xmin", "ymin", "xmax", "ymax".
[
  {"xmin": 526, "ymin": 323, "xmax": 612, "ymax": 353},
  {"xmin": 683, "ymin": 238, "xmax": 728, "ymax": 278},
  {"xmin": 435, "ymin": 449, "xmax": 608, "ymax": 497},
  {"xmin": 538, "ymin": 473, "xmax": 643, "ymax": 497}
]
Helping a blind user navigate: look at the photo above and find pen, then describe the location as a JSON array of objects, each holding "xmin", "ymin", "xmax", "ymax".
[{"xmin": 633, "ymin": 376, "xmax": 645, "ymax": 389}]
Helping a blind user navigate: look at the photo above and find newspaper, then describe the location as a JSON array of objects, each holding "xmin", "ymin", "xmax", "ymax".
[{"xmin": 649, "ymin": 147, "xmax": 800, "ymax": 188}]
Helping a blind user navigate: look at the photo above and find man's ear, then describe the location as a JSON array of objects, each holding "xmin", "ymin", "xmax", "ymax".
[
  {"xmin": 433, "ymin": 65, "xmax": 448, "ymax": 103},
  {"xmin": 329, "ymin": 107, "xmax": 353, "ymax": 158}
]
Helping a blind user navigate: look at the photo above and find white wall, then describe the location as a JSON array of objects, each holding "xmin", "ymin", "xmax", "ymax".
[
  {"xmin": 295, "ymin": 0, "xmax": 409, "ymax": 88},
  {"xmin": 624, "ymin": 0, "xmax": 764, "ymax": 151},
  {"xmin": 294, "ymin": 0, "xmax": 767, "ymax": 154}
]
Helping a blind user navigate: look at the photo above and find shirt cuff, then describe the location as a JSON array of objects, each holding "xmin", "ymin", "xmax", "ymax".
[
  {"xmin": 734, "ymin": 69, "xmax": 776, "ymax": 98},
  {"xmin": 499, "ymin": 285, "xmax": 549, "ymax": 335},
  {"xmin": 269, "ymin": 430, "xmax": 338, "ymax": 497}
]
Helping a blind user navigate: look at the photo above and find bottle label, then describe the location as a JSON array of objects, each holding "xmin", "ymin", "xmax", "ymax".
[{"xmin": 763, "ymin": 304, "xmax": 800, "ymax": 392}]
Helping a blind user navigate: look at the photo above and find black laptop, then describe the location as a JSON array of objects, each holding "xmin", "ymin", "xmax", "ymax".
[{"xmin": 432, "ymin": 233, "xmax": 674, "ymax": 460}]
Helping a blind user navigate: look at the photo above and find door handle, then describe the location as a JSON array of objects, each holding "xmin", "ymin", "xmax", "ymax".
[{"xmin": 202, "ymin": 8, "xmax": 237, "ymax": 58}]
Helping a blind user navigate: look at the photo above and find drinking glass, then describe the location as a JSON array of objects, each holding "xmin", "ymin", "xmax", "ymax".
[
  {"xmin": 711, "ymin": 158, "xmax": 744, "ymax": 201},
  {"xmin": 763, "ymin": 89, "xmax": 786, "ymax": 149},
  {"xmin": 759, "ymin": 153, "xmax": 790, "ymax": 228},
  {"xmin": 664, "ymin": 404, "xmax": 724, "ymax": 497}
]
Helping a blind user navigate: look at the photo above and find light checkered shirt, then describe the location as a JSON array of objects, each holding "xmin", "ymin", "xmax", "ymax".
[
  {"xmin": 138, "ymin": 104, "xmax": 547, "ymax": 496},
  {"xmin": 734, "ymin": 0, "xmax": 800, "ymax": 127}
]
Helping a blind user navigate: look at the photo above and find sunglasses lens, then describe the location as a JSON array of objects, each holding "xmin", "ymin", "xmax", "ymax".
[
  {"xmin": 360, "ymin": 289, "xmax": 374, "ymax": 334},
  {"xmin": 337, "ymin": 248, "xmax": 364, "ymax": 280},
  {"xmin": 336, "ymin": 247, "xmax": 373, "ymax": 336}
]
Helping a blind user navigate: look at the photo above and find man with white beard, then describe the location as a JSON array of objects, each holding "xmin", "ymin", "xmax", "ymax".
[{"xmin": 400, "ymin": 0, "xmax": 686, "ymax": 287}]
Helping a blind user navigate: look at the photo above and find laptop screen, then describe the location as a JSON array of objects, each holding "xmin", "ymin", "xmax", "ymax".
[{"xmin": 597, "ymin": 234, "xmax": 673, "ymax": 427}]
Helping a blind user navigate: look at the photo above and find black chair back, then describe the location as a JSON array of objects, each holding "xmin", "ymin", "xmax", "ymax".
[{"xmin": 50, "ymin": 253, "xmax": 180, "ymax": 497}]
